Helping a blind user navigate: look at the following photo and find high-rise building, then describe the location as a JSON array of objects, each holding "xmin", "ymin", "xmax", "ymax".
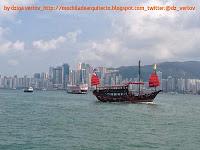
[
  {"xmin": 52, "ymin": 66, "xmax": 63, "ymax": 89},
  {"xmin": 69, "ymin": 70, "xmax": 77, "ymax": 85},
  {"xmin": 62, "ymin": 63, "xmax": 70, "ymax": 89},
  {"xmin": 196, "ymin": 80, "xmax": 200, "ymax": 94},
  {"xmin": 187, "ymin": 79, "xmax": 197, "ymax": 94},
  {"xmin": 162, "ymin": 79, "xmax": 167, "ymax": 92},
  {"xmin": 80, "ymin": 69, "xmax": 87, "ymax": 84},
  {"xmin": 85, "ymin": 64, "xmax": 93, "ymax": 85},
  {"xmin": 41, "ymin": 72, "xmax": 48, "ymax": 80},
  {"xmin": 167, "ymin": 76, "xmax": 175, "ymax": 92},
  {"xmin": 177, "ymin": 78, "xmax": 186, "ymax": 93},
  {"xmin": 17, "ymin": 77, "xmax": 23, "ymax": 88},
  {"xmin": 157, "ymin": 71, "xmax": 162, "ymax": 90},
  {"xmin": 34, "ymin": 73, "xmax": 40, "ymax": 79},
  {"xmin": 0, "ymin": 75, "xmax": 3, "ymax": 88},
  {"xmin": 76, "ymin": 62, "xmax": 92, "ymax": 85},
  {"xmin": 12, "ymin": 75, "xmax": 18, "ymax": 89},
  {"xmin": 23, "ymin": 76, "xmax": 31, "ymax": 88},
  {"xmin": 103, "ymin": 69, "xmax": 121, "ymax": 86},
  {"xmin": 49, "ymin": 67, "xmax": 54, "ymax": 81}
]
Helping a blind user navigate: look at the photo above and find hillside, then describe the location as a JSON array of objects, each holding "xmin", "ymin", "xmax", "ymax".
[{"xmin": 117, "ymin": 61, "xmax": 200, "ymax": 81}]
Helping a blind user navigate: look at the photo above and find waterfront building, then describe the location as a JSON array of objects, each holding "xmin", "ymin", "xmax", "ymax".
[
  {"xmin": 12, "ymin": 75, "xmax": 18, "ymax": 89},
  {"xmin": 49, "ymin": 67, "xmax": 54, "ymax": 81},
  {"xmin": 162, "ymin": 79, "xmax": 167, "ymax": 92},
  {"xmin": 62, "ymin": 63, "xmax": 70, "ymax": 89},
  {"xmin": 69, "ymin": 70, "xmax": 77, "ymax": 85},
  {"xmin": 157, "ymin": 71, "xmax": 162, "ymax": 90},
  {"xmin": 41, "ymin": 72, "xmax": 48, "ymax": 80},
  {"xmin": 177, "ymin": 78, "xmax": 186, "ymax": 93},
  {"xmin": 76, "ymin": 62, "xmax": 93, "ymax": 85},
  {"xmin": 0, "ymin": 75, "xmax": 4, "ymax": 88},
  {"xmin": 52, "ymin": 66, "xmax": 63, "ymax": 89},
  {"xmin": 166, "ymin": 76, "xmax": 176, "ymax": 92},
  {"xmin": 34, "ymin": 73, "xmax": 40, "ymax": 79}
]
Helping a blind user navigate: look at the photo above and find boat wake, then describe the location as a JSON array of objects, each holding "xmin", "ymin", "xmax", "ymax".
[{"xmin": 139, "ymin": 102, "xmax": 155, "ymax": 105}]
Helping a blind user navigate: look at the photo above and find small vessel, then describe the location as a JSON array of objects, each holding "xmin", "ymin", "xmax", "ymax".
[
  {"xmin": 91, "ymin": 61, "xmax": 162, "ymax": 103},
  {"xmin": 67, "ymin": 84, "xmax": 88, "ymax": 94},
  {"xmin": 24, "ymin": 87, "xmax": 33, "ymax": 92}
]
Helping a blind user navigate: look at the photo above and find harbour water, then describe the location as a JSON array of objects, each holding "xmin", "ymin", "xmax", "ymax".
[{"xmin": 0, "ymin": 89, "xmax": 199, "ymax": 150}]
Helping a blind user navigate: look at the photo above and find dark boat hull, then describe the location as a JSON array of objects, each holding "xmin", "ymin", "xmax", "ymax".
[
  {"xmin": 67, "ymin": 90, "xmax": 87, "ymax": 94},
  {"xmin": 93, "ymin": 90, "xmax": 162, "ymax": 103},
  {"xmin": 24, "ymin": 90, "xmax": 33, "ymax": 93}
]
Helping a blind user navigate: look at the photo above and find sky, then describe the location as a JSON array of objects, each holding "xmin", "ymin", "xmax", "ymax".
[{"xmin": 0, "ymin": 0, "xmax": 199, "ymax": 76}]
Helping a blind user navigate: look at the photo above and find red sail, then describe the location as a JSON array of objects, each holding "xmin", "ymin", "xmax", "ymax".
[
  {"xmin": 91, "ymin": 73, "xmax": 100, "ymax": 86},
  {"xmin": 149, "ymin": 72, "xmax": 160, "ymax": 87}
]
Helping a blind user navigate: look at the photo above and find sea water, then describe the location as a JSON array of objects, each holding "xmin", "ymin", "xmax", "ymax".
[{"xmin": 0, "ymin": 89, "xmax": 199, "ymax": 150}]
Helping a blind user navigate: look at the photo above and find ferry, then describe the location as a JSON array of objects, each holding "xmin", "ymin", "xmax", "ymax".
[
  {"xmin": 67, "ymin": 84, "xmax": 88, "ymax": 94},
  {"xmin": 24, "ymin": 87, "xmax": 33, "ymax": 92}
]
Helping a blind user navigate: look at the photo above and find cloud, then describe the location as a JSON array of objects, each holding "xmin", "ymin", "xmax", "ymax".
[
  {"xmin": 12, "ymin": 40, "xmax": 24, "ymax": 51},
  {"xmin": 78, "ymin": 0, "xmax": 200, "ymax": 66},
  {"xmin": 79, "ymin": 38, "xmax": 122, "ymax": 65},
  {"xmin": 33, "ymin": 36, "xmax": 66, "ymax": 51},
  {"xmin": 32, "ymin": 30, "xmax": 81, "ymax": 51},
  {"xmin": 0, "ymin": 26, "xmax": 24, "ymax": 54},
  {"xmin": 0, "ymin": 40, "xmax": 24, "ymax": 54}
]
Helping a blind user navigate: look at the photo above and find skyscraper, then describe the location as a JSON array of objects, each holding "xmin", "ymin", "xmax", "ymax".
[
  {"xmin": 69, "ymin": 70, "xmax": 77, "ymax": 85},
  {"xmin": 157, "ymin": 71, "xmax": 162, "ymax": 90},
  {"xmin": 76, "ymin": 62, "xmax": 92, "ymax": 85},
  {"xmin": 167, "ymin": 76, "xmax": 175, "ymax": 92},
  {"xmin": 49, "ymin": 67, "xmax": 54, "ymax": 81},
  {"xmin": 41, "ymin": 72, "xmax": 48, "ymax": 80},
  {"xmin": 52, "ymin": 66, "xmax": 63, "ymax": 89},
  {"xmin": 80, "ymin": 69, "xmax": 87, "ymax": 84},
  {"xmin": 34, "ymin": 73, "xmax": 40, "ymax": 79},
  {"xmin": 62, "ymin": 63, "xmax": 70, "ymax": 89}
]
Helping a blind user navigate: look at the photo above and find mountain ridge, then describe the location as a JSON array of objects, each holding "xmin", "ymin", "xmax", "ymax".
[{"xmin": 116, "ymin": 61, "xmax": 200, "ymax": 81}]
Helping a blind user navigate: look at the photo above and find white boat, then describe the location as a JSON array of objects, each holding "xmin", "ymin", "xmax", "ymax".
[
  {"xmin": 24, "ymin": 87, "xmax": 33, "ymax": 92},
  {"xmin": 67, "ymin": 84, "xmax": 88, "ymax": 94}
]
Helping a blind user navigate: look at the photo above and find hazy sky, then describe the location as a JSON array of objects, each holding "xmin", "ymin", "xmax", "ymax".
[{"xmin": 0, "ymin": 0, "xmax": 199, "ymax": 76}]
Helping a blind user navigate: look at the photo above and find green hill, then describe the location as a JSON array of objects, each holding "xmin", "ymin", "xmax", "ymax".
[{"xmin": 117, "ymin": 61, "xmax": 200, "ymax": 81}]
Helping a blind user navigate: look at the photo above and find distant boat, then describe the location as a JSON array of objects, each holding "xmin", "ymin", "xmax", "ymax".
[
  {"xmin": 91, "ymin": 61, "xmax": 162, "ymax": 103},
  {"xmin": 67, "ymin": 84, "xmax": 88, "ymax": 94},
  {"xmin": 24, "ymin": 87, "xmax": 33, "ymax": 92}
]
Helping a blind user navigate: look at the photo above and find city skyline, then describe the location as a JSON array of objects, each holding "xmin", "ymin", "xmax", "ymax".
[
  {"xmin": 1, "ymin": 59, "xmax": 200, "ymax": 77},
  {"xmin": 1, "ymin": 61, "xmax": 200, "ymax": 94}
]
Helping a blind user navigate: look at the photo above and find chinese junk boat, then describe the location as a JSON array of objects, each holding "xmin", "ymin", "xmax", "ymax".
[{"xmin": 92, "ymin": 61, "xmax": 162, "ymax": 103}]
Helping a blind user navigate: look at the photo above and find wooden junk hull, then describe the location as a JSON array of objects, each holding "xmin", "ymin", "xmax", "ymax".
[{"xmin": 93, "ymin": 90, "xmax": 162, "ymax": 103}]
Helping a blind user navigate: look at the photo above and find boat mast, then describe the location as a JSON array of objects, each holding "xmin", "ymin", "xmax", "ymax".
[
  {"xmin": 138, "ymin": 60, "xmax": 141, "ymax": 95},
  {"xmin": 154, "ymin": 64, "xmax": 157, "ymax": 91}
]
